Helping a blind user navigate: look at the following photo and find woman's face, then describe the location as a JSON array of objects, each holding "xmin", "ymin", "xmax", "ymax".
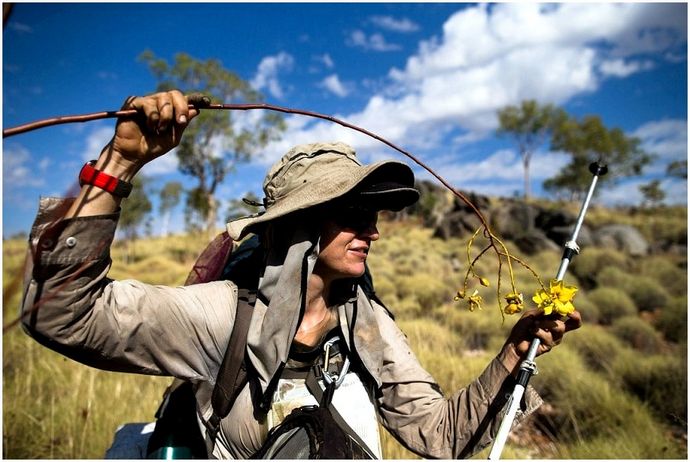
[{"xmin": 315, "ymin": 207, "xmax": 380, "ymax": 282}]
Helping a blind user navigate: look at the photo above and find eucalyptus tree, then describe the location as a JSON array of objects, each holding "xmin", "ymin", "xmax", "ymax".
[
  {"xmin": 120, "ymin": 175, "xmax": 153, "ymax": 240},
  {"xmin": 159, "ymin": 181, "xmax": 183, "ymax": 236},
  {"xmin": 497, "ymin": 100, "xmax": 566, "ymax": 200},
  {"xmin": 546, "ymin": 115, "xmax": 653, "ymax": 200},
  {"xmin": 140, "ymin": 51, "xmax": 286, "ymax": 233}
]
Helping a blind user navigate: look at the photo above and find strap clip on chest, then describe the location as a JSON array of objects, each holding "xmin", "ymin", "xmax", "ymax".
[{"xmin": 321, "ymin": 336, "xmax": 350, "ymax": 389}]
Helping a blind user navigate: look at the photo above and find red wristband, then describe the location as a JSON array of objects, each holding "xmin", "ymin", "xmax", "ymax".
[{"xmin": 79, "ymin": 160, "xmax": 133, "ymax": 198}]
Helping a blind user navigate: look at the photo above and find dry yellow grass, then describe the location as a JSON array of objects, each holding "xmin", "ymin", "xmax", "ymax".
[{"xmin": 3, "ymin": 211, "xmax": 686, "ymax": 459}]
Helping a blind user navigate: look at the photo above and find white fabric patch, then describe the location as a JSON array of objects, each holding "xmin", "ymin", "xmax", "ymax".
[{"xmin": 268, "ymin": 372, "xmax": 382, "ymax": 458}]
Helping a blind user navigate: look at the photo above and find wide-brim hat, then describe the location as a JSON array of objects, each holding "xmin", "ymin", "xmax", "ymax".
[{"xmin": 227, "ymin": 141, "xmax": 420, "ymax": 240}]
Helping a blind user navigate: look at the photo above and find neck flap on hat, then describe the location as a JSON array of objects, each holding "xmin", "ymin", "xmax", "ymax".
[{"xmin": 245, "ymin": 222, "xmax": 319, "ymax": 399}]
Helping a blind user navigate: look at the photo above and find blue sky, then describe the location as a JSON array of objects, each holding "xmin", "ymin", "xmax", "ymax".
[{"xmin": 3, "ymin": 3, "xmax": 687, "ymax": 237}]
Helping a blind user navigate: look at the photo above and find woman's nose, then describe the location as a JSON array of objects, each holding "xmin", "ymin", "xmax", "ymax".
[{"xmin": 359, "ymin": 223, "xmax": 380, "ymax": 241}]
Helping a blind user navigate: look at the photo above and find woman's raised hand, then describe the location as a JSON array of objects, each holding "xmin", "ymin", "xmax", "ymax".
[{"xmin": 107, "ymin": 90, "xmax": 201, "ymax": 171}]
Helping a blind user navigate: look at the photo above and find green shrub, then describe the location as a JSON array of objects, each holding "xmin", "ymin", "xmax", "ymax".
[
  {"xmin": 655, "ymin": 296, "xmax": 688, "ymax": 343},
  {"xmin": 626, "ymin": 275, "xmax": 671, "ymax": 311},
  {"xmin": 371, "ymin": 277, "xmax": 398, "ymax": 306},
  {"xmin": 615, "ymin": 353, "xmax": 687, "ymax": 426},
  {"xmin": 638, "ymin": 256, "xmax": 687, "ymax": 297},
  {"xmin": 535, "ymin": 345, "xmax": 685, "ymax": 459},
  {"xmin": 572, "ymin": 293, "xmax": 600, "ymax": 325},
  {"xmin": 393, "ymin": 296, "xmax": 424, "ymax": 319},
  {"xmin": 435, "ymin": 306, "xmax": 506, "ymax": 351},
  {"xmin": 571, "ymin": 247, "xmax": 631, "ymax": 287},
  {"xmin": 566, "ymin": 325, "xmax": 628, "ymax": 376},
  {"xmin": 394, "ymin": 319, "xmax": 482, "ymax": 394},
  {"xmin": 596, "ymin": 265, "xmax": 632, "ymax": 288},
  {"xmin": 396, "ymin": 274, "xmax": 453, "ymax": 311},
  {"xmin": 611, "ymin": 316, "xmax": 665, "ymax": 353},
  {"xmin": 597, "ymin": 267, "xmax": 671, "ymax": 311},
  {"xmin": 586, "ymin": 287, "xmax": 637, "ymax": 325}
]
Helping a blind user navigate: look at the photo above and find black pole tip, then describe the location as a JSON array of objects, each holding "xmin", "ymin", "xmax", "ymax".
[{"xmin": 589, "ymin": 162, "xmax": 608, "ymax": 176}]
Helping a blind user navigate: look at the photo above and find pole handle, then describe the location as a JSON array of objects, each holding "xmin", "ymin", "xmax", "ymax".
[{"xmin": 589, "ymin": 161, "xmax": 608, "ymax": 176}]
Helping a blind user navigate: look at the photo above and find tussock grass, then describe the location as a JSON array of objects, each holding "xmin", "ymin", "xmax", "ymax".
[
  {"xmin": 570, "ymin": 247, "xmax": 631, "ymax": 288},
  {"xmin": 597, "ymin": 266, "xmax": 671, "ymax": 312},
  {"xmin": 3, "ymin": 322, "xmax": 169, "ymax": 458},
  {"xmin": 570, "ymin": 292, "xmax": 600, "ymax": 324},
  {"xmin": 655, "ymin": 295, "xmax": 688, "ymax": 343},
  {"xmin": 638, "ymin": 255, "xmax": 687, "ymax": 297},
  {"xmin": 586, "ymin": 286, "xmax": 638, "ymax": 324},
  {"xmin": 535, "ymin": 344, "xmax": 685, "ymax": 459},
  {"xmin": 611, "ymin": 315, "xmax": 665, "ymax": 353}
]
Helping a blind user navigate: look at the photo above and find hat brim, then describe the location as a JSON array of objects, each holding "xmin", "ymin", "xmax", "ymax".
[{"xmin": 227, "ymin": 160, "xmax": 418, "ymax": 240}]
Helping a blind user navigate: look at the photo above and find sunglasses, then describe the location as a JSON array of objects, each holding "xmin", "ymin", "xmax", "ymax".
[{"xmin": 329, "ymin": 206, "xmax": 379, "ymax": 232}]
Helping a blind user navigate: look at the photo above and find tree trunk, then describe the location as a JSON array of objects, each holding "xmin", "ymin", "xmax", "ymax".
[
  {"xmin": 205, "ymin": 194, "xmax": 218, "ymax": 235},
  {"xmin": 522, "ymin": 152, "xmax": 531, "ymax": 201},
  {"xmin": 161, "ymin": 212, "xmax": 170, "ymax": 237}
]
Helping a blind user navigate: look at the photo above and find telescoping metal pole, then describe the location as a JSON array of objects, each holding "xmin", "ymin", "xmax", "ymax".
[{"xmin": 488, "ymin": 162, "xmax": 608, "ymax": 460}]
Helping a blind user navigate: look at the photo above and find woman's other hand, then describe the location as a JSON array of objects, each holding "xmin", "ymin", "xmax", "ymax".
[{"xmin": 499, "ymin": 309, "xmax": 582, "ymax": 375}]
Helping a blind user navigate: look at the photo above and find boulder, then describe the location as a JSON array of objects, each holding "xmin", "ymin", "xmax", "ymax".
[
  {"xmin": 513, "ymin": 229, "xmax": 561, "ymax": 255},
  {"xmin": 490, "ymin": 201, "xmax": 541, "ymax": 240},
  {"xmin": 433, "ymin": 210, "xmax": 483, "ymax": 240},
  {"xmin": 547, "ymin": 224, "xmax": 594, "ymax": 248},
  {"xmin": 593, "ymin": 224, "xmax": 649, "ymax": 256}
]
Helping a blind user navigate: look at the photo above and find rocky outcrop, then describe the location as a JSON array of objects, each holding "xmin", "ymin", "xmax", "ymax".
[{"xmin": 414, "ymin": 180, "xmax": 649, "ymax": 256}]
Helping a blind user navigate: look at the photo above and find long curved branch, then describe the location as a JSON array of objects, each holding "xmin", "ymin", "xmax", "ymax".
[{"xmin": 3, "ymin": 102, "xmax": 491, "ymax": 232}]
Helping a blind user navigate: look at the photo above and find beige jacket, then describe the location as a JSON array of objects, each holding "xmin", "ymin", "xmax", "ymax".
[{"xmin": 22, "ymin": 197, "xmax": 541, "ymax": 459}]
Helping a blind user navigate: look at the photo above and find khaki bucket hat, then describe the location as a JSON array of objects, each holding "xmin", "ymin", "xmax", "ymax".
[{"xmin": 227, "ymin": 141, "xmax": 419, "ymax": 240}]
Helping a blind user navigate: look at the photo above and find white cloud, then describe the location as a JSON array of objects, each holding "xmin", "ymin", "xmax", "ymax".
[
  {"xmin": 9, "ymin": 22, "xmax": 32, "ymax": 33},
  {"xmin": 143, "ymin": 151, "xmax": 179, "ymax": 175},
  {"xmin": 603, "ymin": 176, "xmax": 687, "ymax": 207},
  {"xmin": 370, "ymin": 16, "xmax": 419, "ymax": 33},
  {"xmin": 256, "ymin": 3, "xmax": 685, "ymax": 201},
  {"xmin": 599, "ymin": 58, "xmax": 654, "ymax": 78},
  {"xmin": 429, "ymin": 148, "xmax": 570, "ymax": 191},
  {"xmin": 320, "ymin": 74, "xmax": 349, "ymax": 98},
  {"xmin": 3, "ymin": 144, "xmax": 45, "ymax": 188},
  {"xmin": 632, "ymin": 119, "xmax": 688, "ymax": 175},
  {"xmin": 250, "ymin": 52, "xmax": 294, "ymax": 99},
  {"xmin": 347, "ymin": 30, "xmax": 401, "ymax": 52},
  {"xmin": 315, "ymin": 53, "xmax": 334, "ymax": 69},
  {"xmin": 82, "ymin": 126, "xmax": 115, "ymax": 162}
]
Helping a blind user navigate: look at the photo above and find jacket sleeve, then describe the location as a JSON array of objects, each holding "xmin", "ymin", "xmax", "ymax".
[
  {"xmin": 21, "ymin": 197, "xmax": 237, "ymax": 383},
  {"xmin": 372, "ymin": 302, "xmax": 542, "ymax": 459}
]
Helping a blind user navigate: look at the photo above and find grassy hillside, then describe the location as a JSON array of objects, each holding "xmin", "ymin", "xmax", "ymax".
[{"xmin": 3, "ymin": 206, "xmax": 687, "ymax": 459}]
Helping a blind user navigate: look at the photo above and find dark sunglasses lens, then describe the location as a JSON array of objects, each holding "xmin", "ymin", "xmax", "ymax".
[{"xmin": 334, "ymin": 208, "xmax": 377, "ymax": 231}]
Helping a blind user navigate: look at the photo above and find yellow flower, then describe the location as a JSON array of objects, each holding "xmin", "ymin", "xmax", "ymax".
[
  {"xmin": 478, "ymin": 277, "xmax": 490, "ymax": 287},
  {"xmin": 503, "ymin": 292, "xmax": 524, "ymax": 315},
  {"xmin": 532, "ymin": 279, "xmax": 578, "ymax": 316},
  {"xmin": 454, "ymin": 290, "xmax": 465, "ymax": 301},
  {"xmin": 468, "ymin": 289, "xmax": 483, "ymax": 312}
]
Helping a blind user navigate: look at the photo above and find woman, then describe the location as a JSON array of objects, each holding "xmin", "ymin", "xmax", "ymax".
[{"xmin": 22, "ymin": 90, "xmax": 581, "ymax": 459}]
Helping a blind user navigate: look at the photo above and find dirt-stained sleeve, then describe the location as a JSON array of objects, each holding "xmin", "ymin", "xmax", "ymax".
[
  {"xmin": 372, "ymin": 302, "xmax": 542, "ymax": 459},
  {"xmin": 21, "ymin": 197, "xmax": 237, "ymax": 383}
]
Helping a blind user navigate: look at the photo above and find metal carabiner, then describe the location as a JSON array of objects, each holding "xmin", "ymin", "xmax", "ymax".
[{"xmin": 322, "ymin": 336, "xmax": 350, "ymax": 388}]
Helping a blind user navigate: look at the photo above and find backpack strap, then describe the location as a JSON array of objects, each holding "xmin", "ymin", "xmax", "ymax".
[
  {"xmin": 304, "ymin": 360, "xmax": 377, "ymax": 459},
  {"xmin": 205, "ymin": 288, "xmax": 257, "ymax": 442}
]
